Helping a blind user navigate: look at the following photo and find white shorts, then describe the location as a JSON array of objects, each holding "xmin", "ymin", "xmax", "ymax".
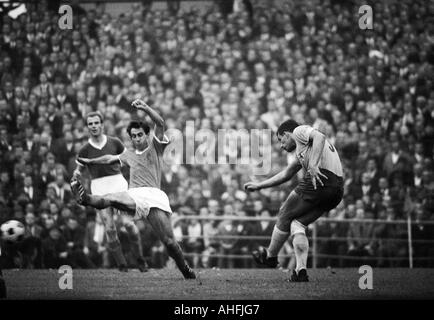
[
  {"xmin": 126, "ymin": 187, "xmax": 172, "ymax": 220},
  {"xmin": 90, "ymin": 174, "xmax": 128, "ymax": 195}
]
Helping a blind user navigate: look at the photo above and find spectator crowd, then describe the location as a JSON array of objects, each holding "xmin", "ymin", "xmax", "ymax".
[{"xmin": 1, "ymin": 0, "xmax": 434, "ymax": 269}]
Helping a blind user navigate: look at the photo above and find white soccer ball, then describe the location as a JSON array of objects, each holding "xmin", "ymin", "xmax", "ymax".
[{"xmin": 0, "ymin": 220, "xmax": 25, "ymax": 243}]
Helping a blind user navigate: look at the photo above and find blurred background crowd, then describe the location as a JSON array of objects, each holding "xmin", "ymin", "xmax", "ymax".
[{"xmin": 1, "ymin": 0, "xmax": 434, "ymax": 270}]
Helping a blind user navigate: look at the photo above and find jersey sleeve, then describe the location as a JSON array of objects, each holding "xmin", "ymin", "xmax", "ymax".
[
  {"xmin": 152, "ymin": 134, "xmax": 170, "ymax": 155},
  {"xmin": 293, "ymin": 125, "xmax": 314, "ymax": 146},
  {"xmin": 118, "ymin": 149, "xmax": 130, "ymax": 167},
  {"xmin": 113, "ymin": 137, "xmax": 126, "ymax": 154}
]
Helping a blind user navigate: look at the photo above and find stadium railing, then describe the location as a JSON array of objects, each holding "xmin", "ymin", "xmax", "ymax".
[{"xmin": 171, "ymin": 215, "xmax": 434, "ymax": 268}]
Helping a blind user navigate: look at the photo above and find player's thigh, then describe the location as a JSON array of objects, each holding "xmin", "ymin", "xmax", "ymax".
[
  {"xmin": 295, "ymin": 207, "xmax": 325, "ymax": 227},
  {"xmin": 146, "ymin": 208, "xmax": 174, "ymax": 242},
  {"xmin": 277, "ymin": 191, "xmax": 317, "ymax": 232},
  {"xmin": 104, "ymin": 192, "xmax": 136, "ymax": 214}
]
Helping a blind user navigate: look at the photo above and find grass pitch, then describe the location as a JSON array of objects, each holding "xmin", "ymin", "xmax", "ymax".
[{"xmin": 3, "ymin": 268, "xmax": 434, "ymax": 299}]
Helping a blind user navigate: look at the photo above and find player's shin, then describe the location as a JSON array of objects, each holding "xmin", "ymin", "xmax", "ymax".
[
  {"xmin": 165, "ymin": 239, "xmax": 189, "ymax": 271},
  {"xmin": 267, "ymin": 225, "xmax": 290, "ymax": 258},
  {"xmin": 125, "ymin": 223, "xmax": 147, "ymax": 270},
  {"xmin": 106, "ymin": 228, "xmax": 128, "ymax": 269},
  {"xmin": 290, "ymin": 220, "xmax": 309, "ymax": 272}
]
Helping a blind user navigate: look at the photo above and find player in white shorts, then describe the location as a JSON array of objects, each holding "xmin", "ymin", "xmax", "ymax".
[
  {"xmin": 71, "ymin": 99, "xmax": 196, "ymax": 279},
  {"xmin": 245, "ymin": 119, "xmax": 344, "ymax": 282},
  {"xmin": 73, "ymin": 112, "xmax": 147, "ymax": 272}
]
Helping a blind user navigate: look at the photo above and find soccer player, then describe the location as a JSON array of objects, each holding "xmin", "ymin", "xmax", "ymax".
[
  {"xmin": 244, "ymin": 120, "xmax": 343, "ymax": 281},
  {"xmin": 73, "ymin": 111, "xmax": 147, "ymax": 272},
  {"xmin": 71, "ymin": 99, "xmax": 196, "ymax": 279}
]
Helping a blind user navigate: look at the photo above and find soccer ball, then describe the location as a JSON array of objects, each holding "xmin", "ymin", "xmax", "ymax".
[{"xmin": 0, "ymin": 220, "xmax": 25, "ymax": 243}]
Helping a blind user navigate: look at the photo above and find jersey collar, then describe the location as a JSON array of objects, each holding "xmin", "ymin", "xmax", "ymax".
[{"xmin": 88, "ymin": 135, "xmax": 107, "ymax": 150}]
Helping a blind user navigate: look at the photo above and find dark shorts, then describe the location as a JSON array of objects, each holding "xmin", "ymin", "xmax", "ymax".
[
  {"xmin": 295, "ymin": 168, "xmax": 344, "ymax": 211},
  {"xmin": 277, "ymin": 170, "xmax": 343, "ymax": 229}
]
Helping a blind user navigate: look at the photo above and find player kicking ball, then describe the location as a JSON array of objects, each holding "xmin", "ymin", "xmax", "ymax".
[
  {"xmin": 244, "ymin": 120, "xmax": 343, "ymax": 282},
  {"xmin": 71, "ymin": 99, "xmax": 196, "ymax": 279}
]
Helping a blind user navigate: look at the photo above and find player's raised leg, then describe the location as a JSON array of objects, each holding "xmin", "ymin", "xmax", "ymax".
[
  {"xmin": 99, "ymin": 208, "xmax": 128, "ymax": 272},
  {"xmin": 71, "ymin": 177, "xmax": 136, "ymax": 213},
  {"xmin": 146, "ymin": 208, "xmax": 196, "ymax": 279}
]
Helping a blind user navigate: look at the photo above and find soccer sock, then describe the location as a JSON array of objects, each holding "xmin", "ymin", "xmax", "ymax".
[
  {"xmin": 125, "ymin": 224, "xmax": 145, "ymax": 263},
  {"xmin": 106, "ymin": 229, "xmax": 127, "ymax": 267},
  {"xmin": 267, "ymin": 225, "xmax": 290, "ymax": 258},
  {"xmin": 165, "ymin": 240, "xmax": 189, "ymax": 272},
  {"xmin": 292, "ymin": 233, "xmax": 309, "ymax": 272}
]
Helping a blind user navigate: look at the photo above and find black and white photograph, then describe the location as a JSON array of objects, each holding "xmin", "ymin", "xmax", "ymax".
[{"xmin": 0, "ymin": 0, "xmax": 434, "ymax": 310}]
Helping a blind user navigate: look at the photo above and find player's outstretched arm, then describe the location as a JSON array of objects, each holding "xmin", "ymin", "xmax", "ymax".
[
  {"xmin": 244, "ymin": 158, "xmax": 302, "ymax": 192},
  {"xmin": 131, "ymin": 99, "xmax": 165, "ymax": 140},
  {"xmin": 77, "ymin": 154, "xmax": 119, "ymax": 165},
  {"xmin": 307, "ymin": 130, "xmax": 328, "ymax": 189}
]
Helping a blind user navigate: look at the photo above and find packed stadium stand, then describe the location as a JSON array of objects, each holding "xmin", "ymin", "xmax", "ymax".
[{"xmin": 1, "ymin": 0, "xmax": 434, "ymax": 270}]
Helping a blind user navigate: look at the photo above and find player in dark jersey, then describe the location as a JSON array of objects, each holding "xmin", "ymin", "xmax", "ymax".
[
  {"xmin": 71, "ymin": 100, "xmax": 196, "ymax": 279},
  {"xmin": 244, "ymin": 120, "xmax": 344, "ymax": 282},
  {"xmin": 73, "ymin": 112, "xmax": 147, "ymax": 272}
]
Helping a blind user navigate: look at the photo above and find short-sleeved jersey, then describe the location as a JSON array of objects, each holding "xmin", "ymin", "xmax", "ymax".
[
  {"xmin": 293, "ymin": 125, "xmax": 343, "ymax": 179},
  {"xmin": 118, "ymin": 135, "xmax": 169, "ymax": 189},
  {"xmin": 78, "ymin": 135, "xmax": 125, "ymax": 180}
]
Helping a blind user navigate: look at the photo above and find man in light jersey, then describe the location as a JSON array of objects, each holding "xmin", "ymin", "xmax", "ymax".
[
  {"xmin": 71, "ymin": 99, "xmax": 196, "ymax": 279},
  {"xmin": 244, "ymin": 119, "xmax": 343, "ymax": 282},
  {"xmin": 73, "ymin": 112, "xmax": 147, "ymax": 272}
]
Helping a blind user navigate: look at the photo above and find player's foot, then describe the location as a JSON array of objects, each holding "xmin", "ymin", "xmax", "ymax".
[
  {"xmin": 137, "ymin": 258, "xmax": 148, "ymax": 272},
  {"xmin": 252, "ymin": 246, "xmax": 278, "ymax": 268},
  {"xmin": 0, "ymin": 276, "xmax": 6, "ymax": 299},
  {"xmin": 287, "ymin": 269, "xmax": 309, "ymax": 282},
  {"xmin": 181, "ymin": 266, "xmax": 196, "ymax": 279},
  {"xmin": 118, "ymin": 264, "xmax": 128, "ymax": 272},
  {"xmin": 70, "ymin": 178, "xmax": 86, "ymax": 204}
]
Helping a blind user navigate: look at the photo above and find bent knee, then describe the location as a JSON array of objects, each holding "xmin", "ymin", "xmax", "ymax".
[{"xmin": 276, "ymin": 218, "xmax": 291, "ymax": 232}]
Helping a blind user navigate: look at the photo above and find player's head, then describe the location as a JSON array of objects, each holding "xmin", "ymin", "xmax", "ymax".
[
  {"xmin": 276, "ymin": 119, "xmax": 299, "ymax": 152},
  {"xmin": 127, "ymin": 121, "xmax": 150, "ymax": 150},
  {"xmin": 86, "ymin": 112, "xmax": 104, "ymax": 137}
]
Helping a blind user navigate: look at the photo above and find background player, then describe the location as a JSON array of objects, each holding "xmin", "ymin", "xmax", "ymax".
[
  {"xmin": 244, "ymin": 119, "xmax": 344, "ymax": 282},
  {"xmin": 71, "ymin": 99, "xmax": 196, "ymax": 279},
  {"xmin": 73, "ymin": 112, "xmax": 147, "ymax": 272}
]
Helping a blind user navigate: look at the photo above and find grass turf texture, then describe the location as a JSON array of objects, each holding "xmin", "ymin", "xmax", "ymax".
[{"xmin": 3, "ymin": 268, "xmax": 434, "ymax": 299}]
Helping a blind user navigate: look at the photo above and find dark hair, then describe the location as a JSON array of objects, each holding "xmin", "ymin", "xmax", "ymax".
[
  {"xmin": 85, "ymin": 111, "xmax": 104, "ymax": 123},
  {"xmin": 277, "ymin": 119, "xmax": 299, "ymax": 136},
  {"xmin": 127, "ymin": 121, "xmax": 150, "ymax": 136}
]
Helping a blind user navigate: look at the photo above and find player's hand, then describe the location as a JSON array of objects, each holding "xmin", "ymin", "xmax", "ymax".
[
  {"xmin": 244, "ymin": 181, "xmax": 262, "ymax": 192},
  {"xmin": 83, "ymin": 247, "xmax": 89, "ymax": 255},
  {"xmin": 308, "ymin": 166, "xmax": 328, "ymax": 190},
  {"xmin": 131, "ymin": 98, "xmax": 149, "ymax": 109},
  {"xmin": 72, "ymin": 169, "xmax": 81, "ymax": 179}
]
